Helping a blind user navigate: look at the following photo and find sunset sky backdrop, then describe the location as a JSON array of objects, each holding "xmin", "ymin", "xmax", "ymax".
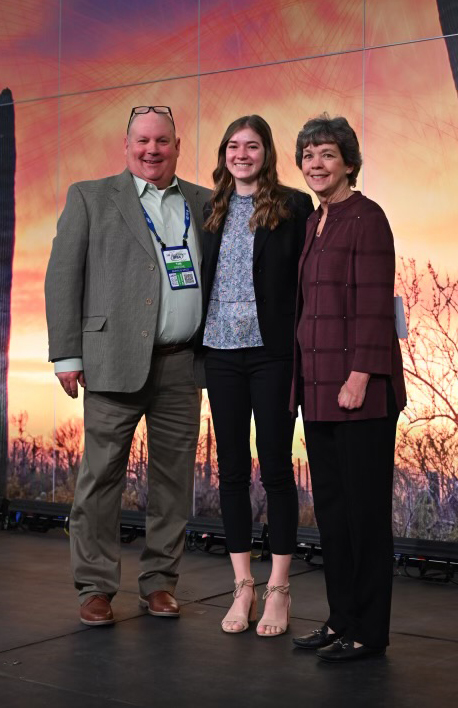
[{"xmin": 1, "ymin": 0, "xmax": 457, "ymax": 458}]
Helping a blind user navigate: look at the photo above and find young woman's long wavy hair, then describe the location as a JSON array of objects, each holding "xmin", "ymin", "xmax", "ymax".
[{"xmin": 204, "ymin": 115, "xmax": 291, "ymax": 233}]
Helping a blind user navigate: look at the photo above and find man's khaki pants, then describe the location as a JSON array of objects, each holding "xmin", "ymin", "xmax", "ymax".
[{"xmin": 70, "ymin": 349, "xmax": 201, "ymax": 603}]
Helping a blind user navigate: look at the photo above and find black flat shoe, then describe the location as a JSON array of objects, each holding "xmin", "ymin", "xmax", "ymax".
[
  {"xmin": 316, "ymin": 638, "xmax": 386, "ymax": 662},
  {"xmin": 292, "ymin": 625, "xmax": 341, "ymax": 650}
]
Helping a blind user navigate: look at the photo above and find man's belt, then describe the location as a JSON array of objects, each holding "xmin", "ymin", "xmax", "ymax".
[{"xmin": 153, "ymin": 342, "xmax": 193, "ymax": 356}]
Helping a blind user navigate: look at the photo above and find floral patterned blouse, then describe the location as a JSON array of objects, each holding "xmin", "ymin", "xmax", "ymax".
[{"xmin": 203, "ymin": 192, "xmax": 264, "ymax": 349}]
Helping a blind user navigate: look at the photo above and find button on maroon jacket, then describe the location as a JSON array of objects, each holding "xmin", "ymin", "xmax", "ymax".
[{"xmin": 290, "ymin": 192, "xmax": 407, "ymax": 422}]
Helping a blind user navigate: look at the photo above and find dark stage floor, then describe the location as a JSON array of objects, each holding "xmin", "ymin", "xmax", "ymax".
[{"xmin": 0, "ymin": 529, "xmax": 457, "ymax": 708}]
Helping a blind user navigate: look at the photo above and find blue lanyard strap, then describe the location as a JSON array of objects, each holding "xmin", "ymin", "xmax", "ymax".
[{"xmin": 142, "ymin": 201, "xmax": 191, "ymax": 250}]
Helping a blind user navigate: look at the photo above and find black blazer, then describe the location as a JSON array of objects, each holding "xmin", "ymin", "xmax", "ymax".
[{"xmin": 196, "ymin": 189, "xmax": 314, "ymax": 356}]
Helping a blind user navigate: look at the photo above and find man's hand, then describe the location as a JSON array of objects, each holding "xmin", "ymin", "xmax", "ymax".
[
  {"xmin": 337, "ymin": 371, "xmax": 370, "ymax": 410},
  {"xmin": 56, "ymin": 370, "xmax": 86, "ymax": 398}
]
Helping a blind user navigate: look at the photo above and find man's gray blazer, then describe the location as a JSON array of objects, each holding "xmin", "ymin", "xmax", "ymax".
[{"xmin": 45, "ymin": 168, "xmax": 211, "ymax": 392}]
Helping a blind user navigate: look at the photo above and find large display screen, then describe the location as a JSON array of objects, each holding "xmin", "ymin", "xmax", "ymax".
[{"xmin": 1, "ymin": 0, "xmax": 457, "ymax": 543}]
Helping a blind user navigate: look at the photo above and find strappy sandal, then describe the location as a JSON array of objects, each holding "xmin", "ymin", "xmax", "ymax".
[
  {"xmin": 221, "ymin": 577, "xmax": 258, "ymax": 633},
  {"xmin": 256, "ymin": 583, "xmax": 291, "ymax": 637}
]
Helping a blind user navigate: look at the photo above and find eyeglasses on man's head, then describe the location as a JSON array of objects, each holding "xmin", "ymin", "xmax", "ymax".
[{"xmin": 127, "ymin": 105, "xmax": 175, "ymax": 133}]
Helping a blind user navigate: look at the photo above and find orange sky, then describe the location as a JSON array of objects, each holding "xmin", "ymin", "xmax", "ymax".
[{"xmin": 2, "ymin": 0, "xmax": 457, "ymax": 442}]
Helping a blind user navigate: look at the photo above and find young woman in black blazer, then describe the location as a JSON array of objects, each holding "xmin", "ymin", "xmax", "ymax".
[{"xmin": 197, "ymin": 115, "xmax": 313, "ymax": 636}]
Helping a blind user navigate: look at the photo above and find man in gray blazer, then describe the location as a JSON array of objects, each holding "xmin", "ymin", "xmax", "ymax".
[{"xmin": 45, "ymin": 106, "xmax": 211, "ymax": 626}]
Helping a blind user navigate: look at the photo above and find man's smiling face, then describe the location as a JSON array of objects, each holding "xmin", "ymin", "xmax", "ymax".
[{"xmin": 124, "ymin": 112, "xmax": 180, "ymax": 188}]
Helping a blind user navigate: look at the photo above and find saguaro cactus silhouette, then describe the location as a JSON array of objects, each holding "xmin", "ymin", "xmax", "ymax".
[{"xmin": 0, "ymin": 88, "xmax": 16, "ymax": 496}]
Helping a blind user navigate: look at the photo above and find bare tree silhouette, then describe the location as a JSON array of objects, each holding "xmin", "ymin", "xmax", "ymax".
[
  {"xmin": 397, "ymin": 258, "xmax": 458, "ymax": 430},
  {"xmin": 395, "ymin": 258, "xmax": 458, "ymax": 540}
]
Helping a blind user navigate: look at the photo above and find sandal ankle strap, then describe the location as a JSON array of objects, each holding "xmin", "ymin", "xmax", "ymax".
[
  {"xmin": 262, "ymin": 583, "xmax": 290, "ymax": 600},
  {"xmin": 233, "ymin": 577, "xmax": 255, "ymax": 598}
]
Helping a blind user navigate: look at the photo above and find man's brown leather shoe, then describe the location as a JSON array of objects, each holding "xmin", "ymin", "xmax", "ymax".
[
  {"xmin": 80, "ymin": 594, "xmax": 115, "ymax": 626},
  {"xmin": 139, "ymin": 591, "xmax": 180, "ymax": 617}
]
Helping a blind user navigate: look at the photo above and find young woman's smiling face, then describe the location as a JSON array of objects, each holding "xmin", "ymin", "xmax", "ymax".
[{"xmin": 225, "ymin": 126, "xmax": 265, "ymax": 193}]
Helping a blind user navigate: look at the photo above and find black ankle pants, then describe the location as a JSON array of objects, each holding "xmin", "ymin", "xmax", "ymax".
[{"xmin": 204, "ymin": 347, "xmax": 298, "ymax": 554}]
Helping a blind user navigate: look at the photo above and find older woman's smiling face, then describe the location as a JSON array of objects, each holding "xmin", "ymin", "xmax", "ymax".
[{"xmin": 301, "ymin": 142, "xmax": 354, "ymax": 202}]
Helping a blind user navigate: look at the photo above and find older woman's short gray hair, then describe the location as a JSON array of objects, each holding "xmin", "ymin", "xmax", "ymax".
[{"xmin": 295, "ymin": 113, "xmax": 362, "ymax": 187}]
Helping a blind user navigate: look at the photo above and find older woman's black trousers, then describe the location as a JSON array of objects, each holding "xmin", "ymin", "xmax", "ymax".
[
  {"xmin": 303, "ymin": 382, "xmax": 399, "ymax": 650},
  {"xmin": 204, "ymin": 347, "xmax": 298, "ymax": 555}
]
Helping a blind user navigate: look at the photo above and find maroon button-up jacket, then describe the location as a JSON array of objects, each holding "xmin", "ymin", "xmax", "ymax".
[{"xmin": 290, "ymin": 191, "xmax": 407, "ymax": 422}]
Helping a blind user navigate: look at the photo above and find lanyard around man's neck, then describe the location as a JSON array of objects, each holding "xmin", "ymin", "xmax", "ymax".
[{"xmin": 141, "ymin": 201, "xmax": 191, "ymax": 250}]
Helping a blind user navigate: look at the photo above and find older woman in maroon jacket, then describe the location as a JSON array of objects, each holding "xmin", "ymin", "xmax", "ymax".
[{"xmin": 291, "ymin": 114, "xmax": 406, "ymax": 662}]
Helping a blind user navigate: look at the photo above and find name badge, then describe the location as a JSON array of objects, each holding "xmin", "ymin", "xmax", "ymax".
[{"xmin": 161, "ymin": 245, "xmax": 198, "ymax": 290}]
